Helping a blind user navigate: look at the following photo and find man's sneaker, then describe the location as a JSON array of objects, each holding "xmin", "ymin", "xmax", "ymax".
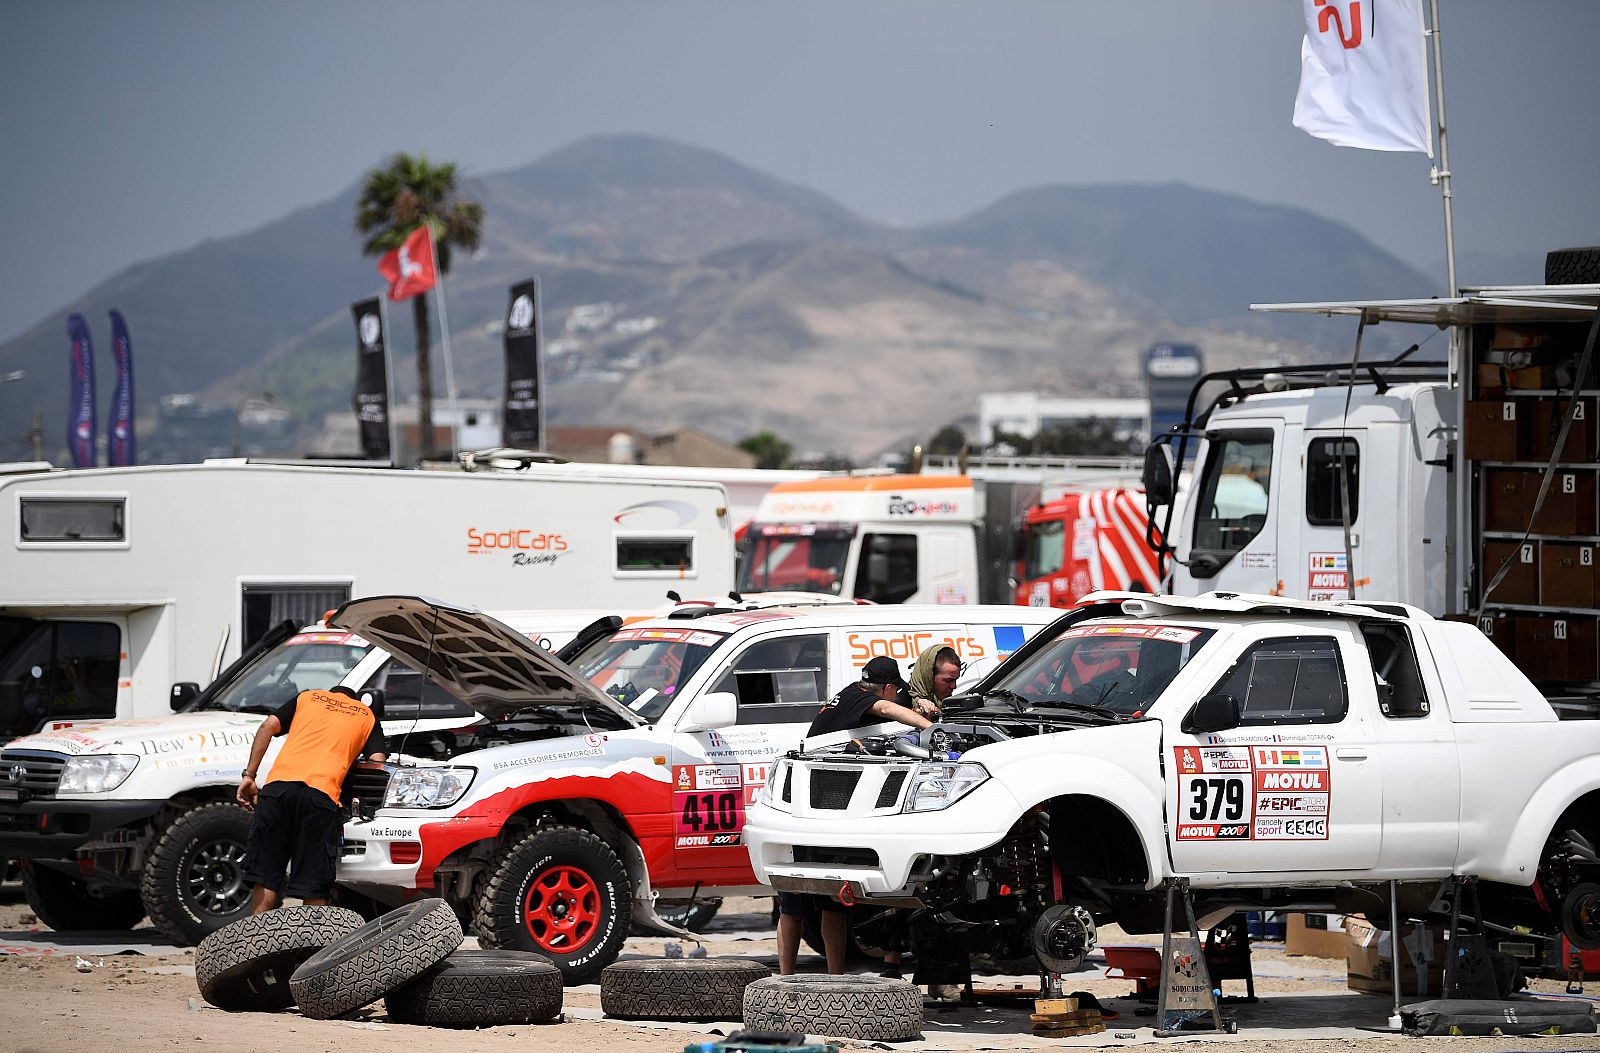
[{"xmin": 929, "ymin": 983, "xmax": 962, "ymax": 1002}]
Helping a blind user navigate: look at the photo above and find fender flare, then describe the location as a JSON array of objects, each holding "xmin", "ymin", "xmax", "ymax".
[{"xmin": 1477, "ymin": 755, "xmax": 1600, "ymax": 883}]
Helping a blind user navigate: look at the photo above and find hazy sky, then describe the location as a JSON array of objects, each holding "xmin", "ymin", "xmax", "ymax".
[{"xmin": 3, "ymin": 1, "xmax": 1597, "ymax": 343}]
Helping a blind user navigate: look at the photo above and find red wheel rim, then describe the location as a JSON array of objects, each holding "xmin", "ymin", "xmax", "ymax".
[{"xmin": 522, "ymin": 865, "xmax": 601, "ymax": 953}]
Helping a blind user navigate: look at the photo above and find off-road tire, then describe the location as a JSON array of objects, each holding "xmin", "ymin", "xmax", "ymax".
[
  {"xmin": 140, "ymin": 802, "xmax": 253, "ymax": 945},
  {"xmin": 474, "ymin": 826, "xmax": 632, "ymax": 986},
  {"xmin": 1546, "ymin": 247, "xmax": 1600, "ymax": 286},
  {"xmin": 634, "ymin": 896, "xmax": 722, "ymax": 935},
  {"xmin": 384, "ymin": 949, "xmax": 563, "ymax": 1027},
  {"xmin": 194, "ymin": 905, "xmax": 364, "ymax": 1011},
  {"xmin": 743, "ymin": 974, "xmax": 922, "ymax": 1042},
  {"xmin": 20, "ymin": 864, "xmax": 146, "ymax": 931},
  {"xmin": 601, "ymin": 957, "xmax": 771, "ymax": 1021},
  {"xmin": 289, "ymin": 898, "xmax": 462, "ymax": 1019}
]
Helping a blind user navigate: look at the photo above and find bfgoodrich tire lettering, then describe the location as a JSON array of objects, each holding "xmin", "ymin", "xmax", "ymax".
[
  {"xmin": 140, "ymin": 802, "xmax": 253, "ymax": 945},
  {"xmin": 289, "ymin": 898, "xmax": 462, "ymax": 1019},
  {"xmin": 194, "ymin": 905, "xmax": 364, "ymax": 1011},
  {"xmin": 474, "ymin": 826, "xmax": 631, "ymax": 986},
  {"xmin": 601, "ymin": 957, "xmax": 771, "ymax": 1021},
  {"xmin": 742, "ymin": 974, "xmax": 922, "ymax": 1042},
  {"xmin": 384, "ymin": 949, "xmax": 563, "ymax": 1027},
  {"xmin": 21, "ymin": 864, "xmax": 146, "ymax": 932}
]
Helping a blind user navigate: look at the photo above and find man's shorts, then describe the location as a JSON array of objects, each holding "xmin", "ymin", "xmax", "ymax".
[
  {"xmin": 242, "ymin": 781, "xmax": 343, "ymax": 899},
  {"xmin": 777, "ymin": 890, "xmax": 846, "ymax": 917}
]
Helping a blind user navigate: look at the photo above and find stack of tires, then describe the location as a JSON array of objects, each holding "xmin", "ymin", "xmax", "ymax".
[{"xmin": 194, "ymin": 899, "xmax": 563, "ymax": 1027}]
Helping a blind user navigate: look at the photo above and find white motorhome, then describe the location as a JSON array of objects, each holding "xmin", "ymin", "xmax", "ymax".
[{"xmin": 0, "ymin": 461, "xmax": 734, "ymax": 740}]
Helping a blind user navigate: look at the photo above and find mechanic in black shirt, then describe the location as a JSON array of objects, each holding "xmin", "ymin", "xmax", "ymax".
[{"xmin": 776, "ymin": 657, "xmax": 935, "ymax": 975}]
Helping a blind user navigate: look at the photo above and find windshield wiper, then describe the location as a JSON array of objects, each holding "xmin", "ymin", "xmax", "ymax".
[{"xmin": 1032, "ymin": 698, "xmax": 1122, "ymax": 723}]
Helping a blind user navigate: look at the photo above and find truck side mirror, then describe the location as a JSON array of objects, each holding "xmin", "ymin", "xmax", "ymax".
[
  {"xmin": 1142, "ymin": 443, "xmax": 1176, "ymax": 507},
  {"xmin": 170, "ymin": 682, "xmax": 200, "ymax": 712},
  {"xmin": 678, "ymin": 690, "xmax": 737, "ymax": 733},
  {"xmin": 1182, "ymin": 693, "xmax": 1240, "ymax": 734}
]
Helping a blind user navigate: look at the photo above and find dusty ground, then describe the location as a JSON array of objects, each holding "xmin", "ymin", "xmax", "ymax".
[{"xmin": 0, "ymin": 887, "xmax": 1595, "ymax": 1053}]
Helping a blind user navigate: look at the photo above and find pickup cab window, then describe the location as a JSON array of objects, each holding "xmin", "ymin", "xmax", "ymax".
[
  {"xmin": 992, "ymin": 621, "xmax": 1217, "ymax": 716},
  {"xmin": 1207, "ymin": 635, "xmax": 1347, "ymax": 726},
  {"xmin": 1361, "ymin": 623, "xmax": 1430, "ymax": 718},
  {"xmin": 1193, "ymin": 431, "xmax": 1273, "ymax": 559},
  {"xmin": 711, "ymin": 633, "xmax": 828, "ymax": 725}
]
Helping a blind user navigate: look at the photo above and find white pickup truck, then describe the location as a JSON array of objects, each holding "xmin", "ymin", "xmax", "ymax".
[{"xmin": 744, "ymin": 591, "xmax": 1600, "ymax": 971}]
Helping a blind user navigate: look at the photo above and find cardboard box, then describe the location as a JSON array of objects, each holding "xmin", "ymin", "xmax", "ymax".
[
  {"xmin": 1286, "ymin": 912, "xmax": 1347, "ymax": 958},
  {"xmin": 1476, "ymin": 363, "xmax": 1553, "ymax": 391},
  {"xmin": 1491, "ymin": 324, "xmax": 1551, "ymax": 351},
  {"xmin": 1344, "ymin": 915, "xmax": 1449, "ymax": 998}
]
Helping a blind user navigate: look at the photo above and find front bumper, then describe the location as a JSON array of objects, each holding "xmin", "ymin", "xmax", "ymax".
[
  {"xmin": 743, "ymin": 776, "xmax": 1023, "ymax": 896},
  {"xmin": 0, "ymin": 798, "xmax": 165, "ymax": 858},
  {"xmin": 336, "ymin": 814, "xmax": 430, "ymax": 890}
]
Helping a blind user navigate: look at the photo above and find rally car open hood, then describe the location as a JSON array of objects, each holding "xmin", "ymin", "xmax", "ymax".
[{"xmin": 328, "ymin": 595, "xmax": 643, "ymax": 728}]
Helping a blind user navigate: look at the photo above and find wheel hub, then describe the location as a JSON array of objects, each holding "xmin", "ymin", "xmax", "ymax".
[
  {"xmin": 523, "ymin": 865, "xmax": 600, "ymax": 954},
  {"xmin": 184, "ymin": 838, "xmax": 247, "ymax": 916}
]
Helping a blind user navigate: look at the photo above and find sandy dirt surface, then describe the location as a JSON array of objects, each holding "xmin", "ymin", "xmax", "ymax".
[{"xmin": 1, "ymin": 889, "xmax": 1595, "ymax": 1053}]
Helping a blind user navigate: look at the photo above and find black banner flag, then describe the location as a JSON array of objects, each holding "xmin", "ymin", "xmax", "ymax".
[
  {"xmin": 351, "ymin": 298, "xmax": 391, "ymax": 460},
  {"xmin": 503, "ymin": 279, "xmax": 543, "ymax": 450}
]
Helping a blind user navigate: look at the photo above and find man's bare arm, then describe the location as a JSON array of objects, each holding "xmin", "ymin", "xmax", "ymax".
[{"xmin": 235, "ymin": 715, "xmax": 281, "ymax": 809}]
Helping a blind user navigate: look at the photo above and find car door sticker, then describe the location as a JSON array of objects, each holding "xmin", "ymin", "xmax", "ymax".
[
  {"xmin": 673, "ymin": 764, "xmax": 749, "ymax": 848},
  {"xmin": 1173, "ymin": 745, "xmax": 1330, "ymax": 841}
]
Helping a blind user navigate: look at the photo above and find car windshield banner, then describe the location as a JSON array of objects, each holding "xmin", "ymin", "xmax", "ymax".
[
  {"xmin": 351, "ymin": 298, "xmax": 390, "ymax": 461},
  {"xmin": 66, "ymin": 313, "xmax": 96, "ymax": 468},
  {"xmin": 108, "ymin": 310, "xmax": 136, "ymax": 466},
  {"xmin": 503, "ymin": 279, "xmax": 542, "ymax": 450}
]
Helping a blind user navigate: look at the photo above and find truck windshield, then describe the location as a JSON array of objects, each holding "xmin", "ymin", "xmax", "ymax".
[
  {"xmin": 988, "ymin": 621, "xmax": 1217, "ymax": 716},
  {"xmin": 1024, "ymin": 519, "xmax": 1066, "ymax": 580},
  {"xmin": 738, "ymin": 524, "xmax": 855, "ymax": 595},
  {"xmin": 196, "ymin": 632, "xmax": 373, "ymax": 714},
  {"xmin": 570, "ymin": 627, "xmax": 726, "ymax": 723}
]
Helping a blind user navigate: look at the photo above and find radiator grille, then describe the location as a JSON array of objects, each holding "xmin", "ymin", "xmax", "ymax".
[
  {"xmin": 875, "ymin": 769, "xmax": 908, "ymax": 809},
  {"xmin": 808, "ymin": 768, "xmax": 861, "ymax": 809},
  {"xmin": 0, "ymin": 751, "xmax": 67, "ymax": 799}
]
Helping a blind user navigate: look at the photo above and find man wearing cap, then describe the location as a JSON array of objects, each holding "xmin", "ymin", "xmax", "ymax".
[{"xmin": 775, "ymin": 657, "xmax": 934, "ymax": 975}]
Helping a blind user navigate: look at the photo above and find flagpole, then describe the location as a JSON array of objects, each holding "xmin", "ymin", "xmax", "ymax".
[
  {"xmin": 380, "ymin": 295, "xmax": 398, "ymax": 465},
  {"xmin": 425, "ymin": 222, "xmax": 460, "ymax": 457},
  {"xmin": 1427, "ymin": 0, "xmax": 1457, "ymax": 301}
]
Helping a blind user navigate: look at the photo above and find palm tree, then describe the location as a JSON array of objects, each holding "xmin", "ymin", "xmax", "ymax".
[{"xmin": 356, "ymin": 153, "xmax": 483, "ymax": 460}]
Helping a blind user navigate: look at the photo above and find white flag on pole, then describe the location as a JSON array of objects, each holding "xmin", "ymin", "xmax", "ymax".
[{"xmin": 1293, "ymin": 0, "xmax": 1432, "ymax": 155}]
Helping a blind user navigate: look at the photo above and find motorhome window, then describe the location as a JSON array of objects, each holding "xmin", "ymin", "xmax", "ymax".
[
  {"xmin": 19, "ymin": 497, "xmax": 124, "ymax": 542},
  {"xmin": 240, "ymin": 584, "xmax": 351, "ymax": 652},
  {"xmin": 573, "ymin": 634, "xmax": 723, "ymax": 723},
  {"xmin": 1207, "ymin": 636, "xmax": 1347, "ymax": 726},
  {"xmin": 1361, "ymin": 623, "xmax": 1430, "ymax": 718},
  {"xmin": 1193, "ymin": 431, "xmax": 1273, "ymax": 557},
  {"xmin": 711, "ymin": 634, "xmax": 829, "ymax": 725},
  {"xmin": 738, "ymin": 525, "xmax": 854, "ymax": 595},
  {"xmin": 990, "ymin": 622, "xmax": 1217, "ymax": 716},
  {"xmin": 0, "ymin": 617, "xmax": 120, "ymax": 738},
  {"xmin": 1306, "ymin": 438, "xmax": 1360, "ymax": 526},
  {"xmin": 374, "ymin": 657, "xmax": 475, "ymax": 721},
  {"xmin": 202, "ymin": 638, "xmax": 372, "ymax": 714},
  {"xmin": 854, "ymin": 533, "xmax": 919, "ymax": 604},
  {"xmin": 616, "ymin": 537, "xmax": 694, "ymax": 573},
  {"xmin": 1024, "ymin": 519, "xmax": 1066, "ymax": 581}
]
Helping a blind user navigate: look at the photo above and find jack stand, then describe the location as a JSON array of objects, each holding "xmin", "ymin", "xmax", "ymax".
[
  {"xmin": 1387, "ymin": 879, "xmax": 1403, "ymax": 1032},
  {"xmin": 1039, "ymin": 970, "xmax": 1064, "ymax": 999},
  {"xmin": 1153, "ymin": 877, "xmax": 1237, "ymax": 1037},
  {"xmin": 1567, "ymin": 950, "xmax": 1586, "ymax": 996}
]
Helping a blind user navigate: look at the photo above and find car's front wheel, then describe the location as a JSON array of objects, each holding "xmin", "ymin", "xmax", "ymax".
[
  {"xmin": 140, "ymin": 802, "xmax": 253, "ymax": 945},
  {"xmin": 474, "ymin": 825, "xmax": 632, "ymax": 985}
]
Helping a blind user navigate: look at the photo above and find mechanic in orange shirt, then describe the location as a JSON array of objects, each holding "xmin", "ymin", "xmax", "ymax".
[{"xmin": 236, "ymin": 686, "xmax": 387, "ymax": 913}]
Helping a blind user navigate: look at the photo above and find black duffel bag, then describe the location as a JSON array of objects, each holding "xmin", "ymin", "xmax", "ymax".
[{"xmin": 1402, "ymin": 998, "xmax": 1597, "ymax": 1037}]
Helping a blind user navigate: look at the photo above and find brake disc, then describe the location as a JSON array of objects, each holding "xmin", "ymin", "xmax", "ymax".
[{"xmin": 1031, "ymin": 903, "xmax": 1098, "ymax": 974}]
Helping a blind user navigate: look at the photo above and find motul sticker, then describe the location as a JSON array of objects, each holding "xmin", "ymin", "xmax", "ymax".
[
  {"xmin": 1307, "ymin": 553, "xmax": 1349, "ymax": 601},
  {"xmin": 1173, "ymin": 744, "xmax": 1331, "ymax": 842},
  {"xmin": 672, "ymin": 764, "xmax": 760, "ymax": 847}
]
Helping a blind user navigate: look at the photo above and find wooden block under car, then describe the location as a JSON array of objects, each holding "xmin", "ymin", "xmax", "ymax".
[
  {"xmin": 1031, "ymin": 1023, "xmax": 1105, "ymax": 1037},
  {"xmin": 1030, "ymin": 1010, "xmax": 1100, "ymax": 1026},
  {"xmin": 1033, "ymin": 997, "xmax": 1078, "ymax": 1015},
  {"xmin": 1463, "ymin": 400, "xmax": 1529, "ymax": 461}
]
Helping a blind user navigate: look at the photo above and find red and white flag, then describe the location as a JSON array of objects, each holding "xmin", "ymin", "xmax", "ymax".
[
  {"xmin": 1293, "ymin": 0, "xmax": 1432, "ymax": 154},
  {"xmin": 377, "ymin": 225, "xmax": 438, "ymax": 302}
]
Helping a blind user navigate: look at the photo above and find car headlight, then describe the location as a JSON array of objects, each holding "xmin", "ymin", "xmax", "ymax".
[
  {"xmin": 755, "ymin": 762, "xmax": 786, "ymax": 807},
  {"xmin": 57, "ymin": 755, "xmax": 138, "ymax": 795},
  {"xmin": 902, "ymin": 761, "xmax": 988, "ymax": 813},
  {"xmin": 383, "ymin": 766, "xmax": 475, "ymax": 809}
]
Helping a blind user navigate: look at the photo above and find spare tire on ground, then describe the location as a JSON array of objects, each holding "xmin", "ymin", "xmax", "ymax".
[
  {"xmin": 385, "ymin": 949, "xmax": 563, "ymax": 1028},
  {"xmin": 289, "ymin": 898, "xmax": 462, "ymax": 1019},
  {"xmin": 195, "ymin": 905, "xmax": 365, "ymax": 1011},
  {"xmin": 744, "ymin": 973, "xmax": 921, "ymax": 1042},
  {"xmin": 602, "ymin": 957, "xmax": 772, "ymax": 1021}
]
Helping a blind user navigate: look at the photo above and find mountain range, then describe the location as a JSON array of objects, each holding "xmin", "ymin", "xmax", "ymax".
[{"xmin": 0, "ymin": 133, "xmax": 1436, "ymax": 463}]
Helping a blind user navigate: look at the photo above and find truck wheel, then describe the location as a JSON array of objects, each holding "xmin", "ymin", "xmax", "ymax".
[
  {"xmin": 1546, "ymin": 247, "xmax": 1600, "ymax": 285},
  {"xmin": 742, "ymin": 974, "xmax": 922, "ymax": 1042},
  {"xmin": 140, "ymin": 802, "xmax": 253, "ymax": 945},
  {"xmin": 1561, "ymin": 882, "xmax": 1600, "ymax": 950},
  {"xmin": 474, "ymin": 826, "xmax": 632, "ymax": 985},
  {"xmin": 194, "ymin": 904, "xmax": 364, "ymax": 1011},
  {"xmin": 289, "ymin": 898, "xmax": 462, "ymax": 1019},
  {"xmin": 21, "ymin": 865, "xmax": 146, "ymax": 931},
  {"xmin": 385, "ymin": 949, "xmax": 563, "ymax": 1027},
  {"xmin": 601, "ymin": 957, "xmax": 770, "ymax": 1020}
]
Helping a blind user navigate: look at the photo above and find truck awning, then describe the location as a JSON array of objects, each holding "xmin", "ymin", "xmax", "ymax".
[{"xmin": 1250, "ymin": 287, "xmax": 1600, "ymax": 327}]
